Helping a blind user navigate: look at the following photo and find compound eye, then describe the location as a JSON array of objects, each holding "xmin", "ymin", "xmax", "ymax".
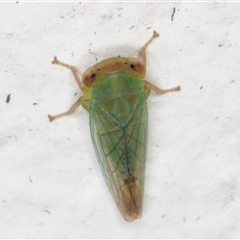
[
  {"xmin": 83, "ymin": 70, "xmax": 96, "ymax": 88},
  {"xmin": 130, "ymin": 61, "xmax": 144, "ymax": 75},
  {"xmin": 91, "ymin": 73, "xmax": 96, "ymax": 78}
]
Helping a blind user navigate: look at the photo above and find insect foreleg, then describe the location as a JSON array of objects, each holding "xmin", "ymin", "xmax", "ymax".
[
  {"xmin": 52, "ymin": 56, "xmax": 84, "ymax": 92},
  {"xmin": 140, "ymin": 31, "xmax": 160, "ymax": 71}
]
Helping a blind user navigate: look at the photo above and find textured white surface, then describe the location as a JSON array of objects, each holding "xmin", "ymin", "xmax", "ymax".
[{"xmin": 1, "ymin": 2, "xmax": 240, "ymax": 238}]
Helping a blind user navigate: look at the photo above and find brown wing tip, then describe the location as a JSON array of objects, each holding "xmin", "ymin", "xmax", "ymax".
[
  {"xmin": 120, "ymin": 174, "xmax": 143, "ymax": 222},
  {"xmin": 123, "ymin": 211, "xmax": 142, "ymax": 222}
]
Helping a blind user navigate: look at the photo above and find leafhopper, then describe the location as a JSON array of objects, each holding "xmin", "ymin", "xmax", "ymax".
[{"xmin": 48, "ymin": 31, "xmax": 180, "ymax": 221}]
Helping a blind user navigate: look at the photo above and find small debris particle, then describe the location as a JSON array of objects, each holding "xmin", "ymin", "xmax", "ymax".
[
  {"xmin": 183, "ymin": 217, "xmax": 186, "ymax": 223},
  {"xmin": 33, "ymin": 103, "xmax": 38, "ymax": 105},
  {"xmin": 162, "ymin": 214, "xmax": 166, "ymax": 218},
  {"xmin": 6, "ymin": 94, "xmax": 11, "ymax": 104},
  {"xmin": 88, "ymin": 49, "xmax": 99, "ymax": 61},
  {"xmin": 147, "ymin": 27, "xmax": 152, "ymax": 29},
  {"xmin": 29, "ymin": 177, "xmax": 32, "ymax": 183},
  {"xmin": 43, "ymin": 210, "xmax": 51, "ymax": 215},
  {"xmin": 74, "ymin": 92, "xmax": 78, "ymax": 96},
  {"xmin": 196, "ymin": 216, "xmax": 201, "ymax": 221},
  {"xmin": 171, "ymin": 7, "xmax": 176, "ymax": 22},
  {"xmin": 130, "ymin": 25, "xmax": 135, "ymax": 30},
  {"xmin": 200, "ymin": 86, "xmax": 203, "ymax": 89},
  {"xmin": 37, "ymin": 222, "xmax": 46, "ymax": 226},
  {"xmin": 218, "ymin": 44, "xmax": 223, "ymax": 47},
  {"xmin": 8, "ymin": 135, "xmax": 17, "ymax": 140}
]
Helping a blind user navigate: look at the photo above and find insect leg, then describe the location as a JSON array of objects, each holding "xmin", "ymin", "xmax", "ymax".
[
  {"xmin": 141, "ymin": 32, "xmax": 181, "ymax": 95},
  {"xmin": 144, "ymin": 80, "xmax": 181, "ymax": 95},
  {"xmin": 140, "ymin": 31, "xmax": 160, "ymax": 71},
  {"xmin": 48, "ymin": 96, "xmax": 83, "ymax": 122},
  {"xmin": 52, "ymin": 56, "xmax": 84, "ymax": 92}
]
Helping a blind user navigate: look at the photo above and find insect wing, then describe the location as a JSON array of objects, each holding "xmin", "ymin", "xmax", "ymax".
[{"xmin": 90, "ymin": 92, "xmax": 148, "ymax": 221}]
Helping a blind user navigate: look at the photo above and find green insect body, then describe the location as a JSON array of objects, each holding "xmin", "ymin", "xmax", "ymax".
[{"xmin": 48, "ymin": 31, "xmax": 180, "ymax": 222}]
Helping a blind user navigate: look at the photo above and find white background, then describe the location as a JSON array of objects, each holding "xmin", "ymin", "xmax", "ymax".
[{"xmin": 1, "ymin": 2, "xmax": 240, "ymax": 238}]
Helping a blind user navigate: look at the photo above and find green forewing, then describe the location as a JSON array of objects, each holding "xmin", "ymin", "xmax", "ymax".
[{"xmin": 89, "ymin": 70, "xmax": 148, "ymax": 220}]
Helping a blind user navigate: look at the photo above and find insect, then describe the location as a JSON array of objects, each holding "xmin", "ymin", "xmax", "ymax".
[{"xmin": 48, "ymin": 31, "xmax": 180, "ymax": 222}]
